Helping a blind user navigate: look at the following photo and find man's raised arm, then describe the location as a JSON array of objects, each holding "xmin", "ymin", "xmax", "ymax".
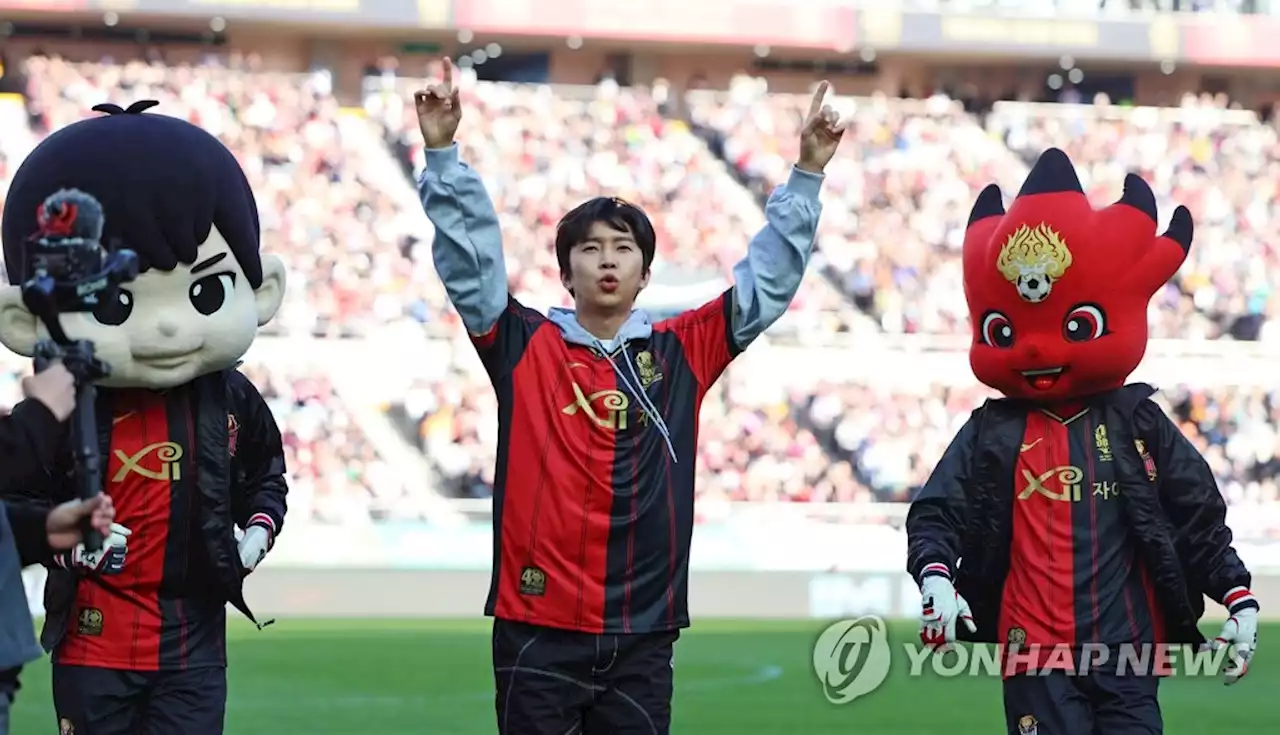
[
  {"xmin": 414, "ymin": 57, "xmax": 507, "ymax": 337},
  {"xmin": 419, "ymin": 144, "xmax": 508, "ymax": 336},
  {"xmin": 728, "ymin": 165, "xmax": 823, "ymax": 349},
  {"xmin": 730, "ymin": 81, "xmax": 846, "ymax": 349}
]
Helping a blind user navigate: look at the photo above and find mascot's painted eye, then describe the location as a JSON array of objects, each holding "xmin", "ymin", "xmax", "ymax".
[
  {"xmin": 980, "ymin": 310, "xmax": 1015, "ymax": 348},
  {"xmin": 189, "ymin": 273, "xmax": 237, "ymax": 316},
  {"xmin": 1063, "ymin": 303, "xmax": 1107, "ymax": 342},
  {"xmin": 92, "ymin": 288, "xmax": 134, "ymax": 326}
]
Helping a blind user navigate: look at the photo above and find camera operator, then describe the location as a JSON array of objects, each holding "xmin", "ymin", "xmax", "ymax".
[{"xmin": 0, "ymin": 361, "xmax": 117, "ymax": 734}]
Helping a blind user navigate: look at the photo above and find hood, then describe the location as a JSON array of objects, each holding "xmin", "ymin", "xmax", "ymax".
[
  {"xmin": 548, "ymin": 307, "xmax": 653, "ymax": 350},
  {"xmin": 546, "ymin": 307, "xmax": 676, "ymax": 462}
]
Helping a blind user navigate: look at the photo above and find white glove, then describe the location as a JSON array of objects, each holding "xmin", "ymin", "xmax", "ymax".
[
  {"xmin": 55, "ymin": 523, "xmax": 131, "ymax": 575},
  {"xmin": 1210, "ymin": 586, "xmax": 1259, "ymax": 685},
  {"xmin": 238, "ymin": 525, "xmax": 272, "ymax": 573},
  {"xmin": 919, "ymin": 568, "xmax": 976, "ymax": 653}
]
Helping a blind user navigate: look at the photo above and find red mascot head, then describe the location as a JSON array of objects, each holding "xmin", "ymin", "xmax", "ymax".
[{"xmin": 963, "ymin": 148, "xmax": 1192, "ymax": 401}]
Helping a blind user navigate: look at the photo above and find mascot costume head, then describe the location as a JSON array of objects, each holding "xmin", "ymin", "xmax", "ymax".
[
  {"xmin": 0, "ymin": 100, "xmax": 286, "ymax": 385},
  {"xmin": 962, "ymin": 148, "xmax": 1192, "ymax": 402}
]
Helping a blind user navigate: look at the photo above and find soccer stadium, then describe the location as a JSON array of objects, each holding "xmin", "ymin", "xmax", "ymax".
[{"xmin": 1, "ymin": 0, "xmax": 1279, "ymax": 732}]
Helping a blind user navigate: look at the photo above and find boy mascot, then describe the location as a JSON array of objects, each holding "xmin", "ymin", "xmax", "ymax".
[
  {"xmin": 0, "ymin": 100, "xmax": 289, "ymax": 735},
  {"xmin": 906, "ymin": 148, "xmax": 1258, "ymax": 735}
]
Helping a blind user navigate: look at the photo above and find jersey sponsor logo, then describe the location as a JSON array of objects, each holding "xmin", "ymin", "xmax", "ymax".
[
  {"xmin": 561, "ymin": 383, "xmax": 630, "ymax": 431},
  {"xmin": 1018, "ymin": 466, "xmax": 1122, "ymax": 503},
  {"xmin": 112, "ymin": 441, "xmax": 184, "ymax": 482},
  {"xmin": 1019, "ymin": 438, "xmax": 1043, "ymax": 453},
  {"xmin": 519, "ymin": 566, "xmax": 546, "ymax": 596}
]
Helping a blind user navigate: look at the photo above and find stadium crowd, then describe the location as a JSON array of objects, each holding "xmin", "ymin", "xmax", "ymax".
[
  {"xmin": 394, "ymin": 347, "xmax": 1280, "ymax": 514},
  {"xmin": 2, "ymin": 52, "xmax": 1280, "ymax": 526},
  {"xmin": 10, "ymin": 54, "xmax": 451, "ymax": 338},
  {"xmin": 368, "ymin": 67, "xmax": 855, "ymax": 336},
  {"xmin": 691, "ymin": 79, "xmax": 1280, "ymax": 341}
]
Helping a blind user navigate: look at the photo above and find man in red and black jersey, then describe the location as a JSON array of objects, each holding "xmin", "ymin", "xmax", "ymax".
[
  {"xmin": 413, "ymin": 60, "xmax": 845, "ymax": 734},
  {"xmin": 0, "ymin": 102, "xmax": 291, "ymax": 734}
]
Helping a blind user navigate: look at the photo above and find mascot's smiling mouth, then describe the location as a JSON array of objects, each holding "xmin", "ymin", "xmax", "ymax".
[
  {"xmin": 134, "ymin": 349, "xmax": 201, "ymax": 369},
  {"xmin": 1021, "ymin": 367, "xmax": 1066, "ymax": 391}
]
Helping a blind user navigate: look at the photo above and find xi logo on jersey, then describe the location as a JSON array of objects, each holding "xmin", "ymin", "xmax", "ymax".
[{"xmin": 112, "ymin": 441, "xmax": 184, "ymax": 482}]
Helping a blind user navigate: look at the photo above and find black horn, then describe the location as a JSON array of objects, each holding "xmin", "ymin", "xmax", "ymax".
[
  {"xmin": 1015, "ymin": 148, "xmax": 1083, "ymax": 198},
  {"xmin": 967, "ymin": 184, "xmax": 1005, "ymax": 226},
  {"xmin": 1115, "ymin": 172, "xmax": 1157, "ymax": 222}
]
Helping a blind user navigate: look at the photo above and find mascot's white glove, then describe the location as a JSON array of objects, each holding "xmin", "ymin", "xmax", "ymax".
[
  {"xmin": 919, "ymin": 563, "xmax": 976, "ymax": 653},
  {"xmin": 54, "ymin": 523, "xmax": 131, "ymax": 575},
  {"xmin": 1210, "ymin": 586, "xmax": 1259, "ymax": 685},
  {"xmin": 237, "ymin": 517, "xmax": 274, "ymax": 573}
]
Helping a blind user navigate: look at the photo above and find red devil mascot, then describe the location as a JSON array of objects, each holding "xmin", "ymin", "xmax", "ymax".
[{"xmin": 905, "ymin": 148, "xmax": 1258, "ymax": 734}]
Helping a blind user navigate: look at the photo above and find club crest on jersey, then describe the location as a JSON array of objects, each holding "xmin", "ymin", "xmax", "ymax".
[
  {"xmin": 1018, "ymin": 714, "xmax": 1038, "ymax": 735},
  {"xmin": 59, "ymin": 718, "xmax": 74, "ymax": 735},
  {"xmin": 1094, "ymin": 424, "xmax": 1112, "ymax": 462},
  {"xmin": 228, "ymin": 413, "xmax": 240, "ymax": 457},
  {"xmin": 996, "ymin": 223, "xmax": 1072, "ymax": 303},
  {"xmin": 635, "ymin": 350, "xmax": 663, "ymax": 388}
]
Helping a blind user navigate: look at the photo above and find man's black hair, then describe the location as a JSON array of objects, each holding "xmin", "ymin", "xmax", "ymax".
[
  {"xmin": 1, "ymin": 100, "xmax": 263, "ymax": 287},
  {"xmin": 554, "ymin": 197, "xmax": 656, "ymax": 284}
]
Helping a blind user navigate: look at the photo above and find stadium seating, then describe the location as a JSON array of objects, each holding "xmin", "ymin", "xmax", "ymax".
[{"xmin": 4, "ymin": 52, "xmax": 1279, "ymax": 529}]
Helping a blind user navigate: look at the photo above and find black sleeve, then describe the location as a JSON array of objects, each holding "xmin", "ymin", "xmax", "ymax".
[
  {"xmin": 0, "ymin": 398, "xmax": 67, "ymax": 485},
  {"xmin": 229, "ymin": 372, "xmax": 288, "ymax": 538},
  {"xmin": 1136, "ymin": 399, "xmax": 1251, "ymax": 603},
  {"xmin": 5, "ymin": 500, "xmax": 53, "ymax": 568},
  {"xmin": 471, "ymin": 296, "xmax": 547, "ymax": 382},
  {"xmin": 906, "ymin": 411, "xmax": 979, "ymax": 583}
]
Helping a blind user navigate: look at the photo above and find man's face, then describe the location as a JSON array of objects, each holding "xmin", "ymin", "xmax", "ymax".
[
  {"xmin": 44, "ymin": 227, "xmax": 263, "ymax": 388},
  {"xmin": 564, "ymin": 220, "xmax": 648, "ymax": 310}
]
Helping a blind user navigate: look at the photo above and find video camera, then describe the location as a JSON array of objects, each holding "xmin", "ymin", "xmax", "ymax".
[{"xmin": 19, "ymin": 189, "xmax": 139, "ymax": 551}]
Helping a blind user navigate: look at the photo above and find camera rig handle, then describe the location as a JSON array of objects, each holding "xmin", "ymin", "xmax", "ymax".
[
  {"xmin": 19, "ymin": 189, "xmax": 138, "ymax": 556},
  {"xmin": 33, "ymin": 339, "xmax": 110, "ymax": 553}
]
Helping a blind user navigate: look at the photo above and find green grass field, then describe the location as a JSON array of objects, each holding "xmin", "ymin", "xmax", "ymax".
[{"xmin": 9, "ymin": 618, "xmax": 1273, "ymax": 734}]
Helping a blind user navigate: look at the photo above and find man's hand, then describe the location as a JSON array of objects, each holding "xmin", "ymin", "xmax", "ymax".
[
  {"xmin": 21, "ymin": 361, "xmax": 75, "ymax": 421},
  {"xmin": 797, "ymin": 80, "xmax": 846, "ymax": 174},
  {"xmin": 414, "ymin": 57, "xmax": 462, "ymax": 149},
  {"xmin": 46, "ymin": 494, "xmax": 115, "ymax": 549},
  {"xmin": 919, "ymin": 568, "xmax": 976, "ymax": 653},
  {"xmin": 54, "ymin": 520, "xmax": 131, "ymax": 575},
  {"xmin": 238, "ymin": 525, "xmax": 271, "ymax": 573},
  {"xmin": 1210, "ymin": 587, "xmax": 1259, "ymax": 685}
]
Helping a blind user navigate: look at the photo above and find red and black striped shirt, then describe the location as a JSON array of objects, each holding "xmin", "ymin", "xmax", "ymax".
[
  {"xmin": 57, "ymin": 389, "xmax": 226, "ymax": 671},
  {"xmin": 479, "ymin": 293, "xmax": 739, "ymax": 634}
]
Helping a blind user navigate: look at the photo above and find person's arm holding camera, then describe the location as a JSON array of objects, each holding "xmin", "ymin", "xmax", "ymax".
[
  {"xmin": 0, "ymin": 362, "xmax": 74, "ymax": 482},
  {"xmin": 7, "ymin": 494, "xmax": 117, "ymax": 568},
  {"xmin": 0, "ymin": 362, "xmax": 128, "ymax": 571}
]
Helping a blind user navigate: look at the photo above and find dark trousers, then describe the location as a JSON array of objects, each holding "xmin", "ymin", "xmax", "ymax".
[
  {"xmin": 52, "ymin": 664, "xmax": 227, "ymax": 735},
  {"xmin": 1004, "ymin": 669, "xmax": 1162, "ymax": 735},
  {"xmin": 492, "ymin": 618, "xmax": 678, "ymax": 735},
  {"xmin": 0, "ymin": 667, "xmax": 19, "ymax": 735}
]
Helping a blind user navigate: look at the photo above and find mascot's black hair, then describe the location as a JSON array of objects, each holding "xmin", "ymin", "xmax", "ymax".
[{"xmin": 0, "ymin": 100, "xmax": 264, "ymax": 287}]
